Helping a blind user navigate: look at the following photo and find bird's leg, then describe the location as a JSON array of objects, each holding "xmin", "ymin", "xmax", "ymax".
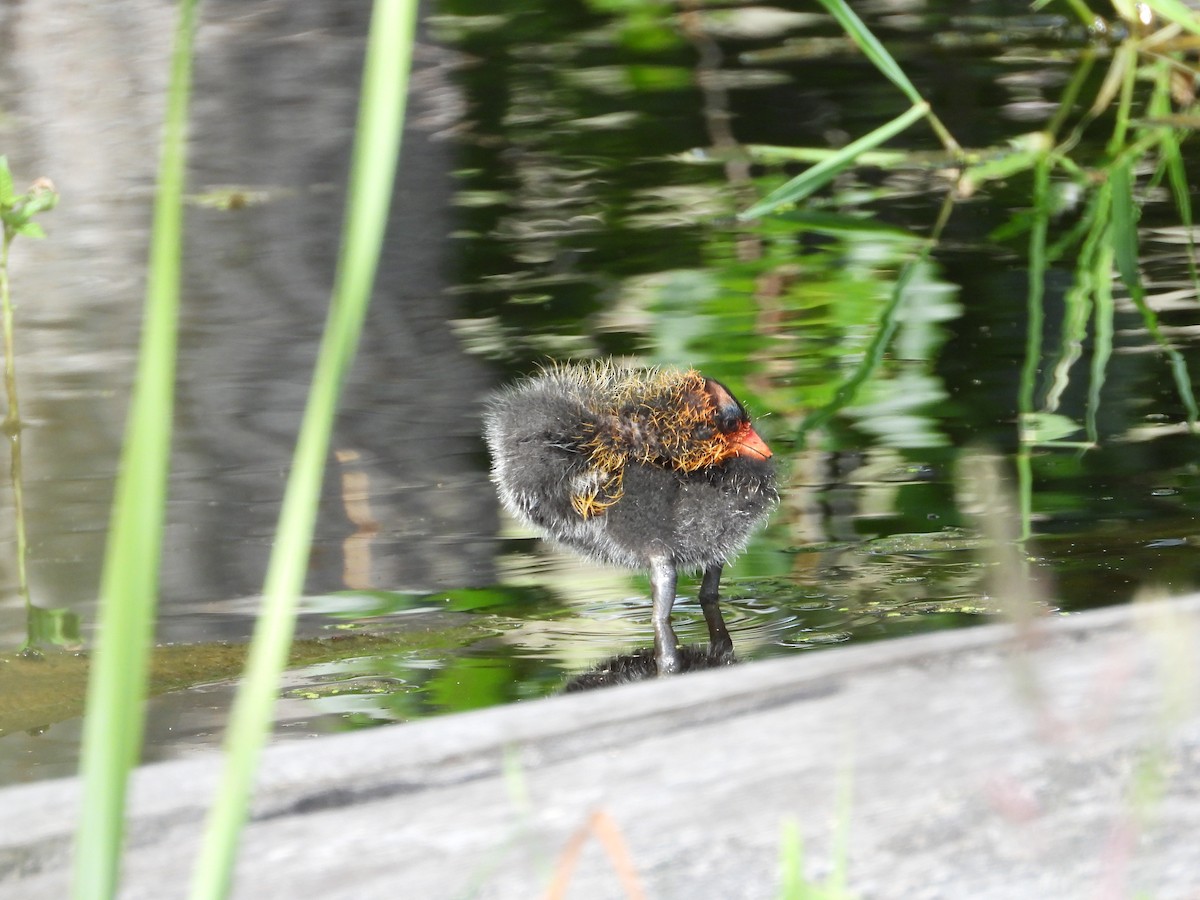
[
  {"xmin": 699, "ymin": 563, "xmax": 733, "ymax": 658},
  {"xmin": 649, "ymin": 556, "xmax": 681, "ymax": 675}
]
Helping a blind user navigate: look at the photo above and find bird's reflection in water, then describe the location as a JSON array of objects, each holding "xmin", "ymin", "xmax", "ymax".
[{"xmin": 562, "ymin": 645, "xmax": 735, "ymax": 692}]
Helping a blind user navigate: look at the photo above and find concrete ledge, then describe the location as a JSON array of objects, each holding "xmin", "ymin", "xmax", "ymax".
[{"xmin": 3, "ymin": 597, "xmax": 1199, "ymax": 898}]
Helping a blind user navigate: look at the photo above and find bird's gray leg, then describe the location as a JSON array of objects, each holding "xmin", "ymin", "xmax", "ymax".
[
  {"xmin": 649, "ymin": 556, "xmax": 681, "ymax": 675},
  {"xmin": 699, "ymin": 563, "xmax": 733, "ymax": 657}
]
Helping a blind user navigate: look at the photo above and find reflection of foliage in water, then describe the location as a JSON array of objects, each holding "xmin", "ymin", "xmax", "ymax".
[
  {"xmin": 736, "ymin": 1, "xmax": 1200, "ymax": 541},
  {"xmin": 433, "ymin": 1, "xmax": 1200, "ymax": 679}
]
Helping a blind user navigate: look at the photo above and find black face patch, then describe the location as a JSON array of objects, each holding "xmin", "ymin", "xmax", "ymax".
[{"xmin": 704, "ymin": 378, "xmax": 748, "ymax": 434}]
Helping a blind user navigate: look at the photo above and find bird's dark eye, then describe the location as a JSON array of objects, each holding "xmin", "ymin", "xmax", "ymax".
[
  {"xmin": 704, "ymin": 378, "xmax": 747, "ymax": 433},
  {"xmin": 713, "ymin": 404, "xmax": 743, "ymax": 434}
]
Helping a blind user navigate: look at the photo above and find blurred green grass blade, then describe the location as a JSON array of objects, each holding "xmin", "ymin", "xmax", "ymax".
[
  {"xmin": 1044, "ymin": 276, "xmax": 1091, "ymax": 413},
  {"xmin": 812, "ymin": 0, "xmax": 958, "ymax": 152},
  {"xmin": 796, "ymin": 240, "xmax": 926, "ymax": 440},
  {"xmin": 958, "ymin": 147, "xmax": 1041, "ymax": 196},
  {"xmin": 739, "ymin": 103, "xmax": 928, "ymax": 220},
  {"xmin": 814, "ymin": 0, "xmax": 921, "ymax": 105},
  {"xmin": 776, "ymin": 818, "xmax": 804, "ymax": 899},
  {"xmin": 1019, "ymin": 156, "xmax": 1051, "ymax": 419},
  {"xmin": 1126, "ymin": 286, "xmax": 1200, "ymax": 428},
  {"xmin": 743, "ymin": 144, "xmax": 911, "ymax": 168},
  {"xmin": 1165, "ymin": 354, "xmax": 1199, "ymax": 428},
  {"xmin": 0, "ymin": 157, "xmax": 13, "ymax": 204},
  {"xmin": 1102, "ymin": 42, "xmax": 1138, "ymax": 152},
  {"xmin": 1152, "ymin": 61, "xmax": 1200, "ymax": 297},
  {"xmin": 1143, "ymin": 0, "xmax": 1200, "ymax": 35},
  {"xmin": 1016, "ymin": 445, "xmax": 1033, "ymax": 542},
  {"xmin": 1032, "ymin": 0, "xmax": 1095, "ymax": 26},
  {"xmin": 1087, "ymin": 245, "xmax": 1115, "ymax": 445},
  {"xmin": 1111, "ymin": 160, "xmax": 1200, "ymax": 428},
  {"xmin": 188, "ymin": 2, "xmax": 417, "ymax": 898},
  {"xmin": 72, "ymin": 1, "xmax": 198, "ymax": 897},
  {"xmin": 1109, "ymin": 160, "xmax": 1140, "ymax": 291}
]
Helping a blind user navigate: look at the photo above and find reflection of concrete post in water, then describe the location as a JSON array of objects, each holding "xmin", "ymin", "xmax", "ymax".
[
  {"xmin": 334, "ymin": 448, "xmax": 378, "ymax": 591},
  {"xmin": 0, "ymin": 4, "xmax": 498, "ymax": 645},
  {"xmin": 162, "ymin": 4, "xmax": 498, "ymax": 633}
]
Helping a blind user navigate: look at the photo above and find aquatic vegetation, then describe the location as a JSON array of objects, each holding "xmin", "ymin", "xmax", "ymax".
[
  {"xmin": 0, "ymin": 159, "xmax": 75, "ymax": 651},
  {"xmin": 737, "ymin": 0, "xmax": 1200, "ymax": 538}
]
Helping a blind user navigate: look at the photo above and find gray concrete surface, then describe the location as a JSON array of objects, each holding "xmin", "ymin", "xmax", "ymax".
[{"xmin": 3, "ymin": 597, "xmax": 1200, "ymax": 899}]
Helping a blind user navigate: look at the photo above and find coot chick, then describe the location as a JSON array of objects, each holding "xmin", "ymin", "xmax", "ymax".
[{"xmin": 484, "ymin": 361, "xmax": 778, "ymax": 675}]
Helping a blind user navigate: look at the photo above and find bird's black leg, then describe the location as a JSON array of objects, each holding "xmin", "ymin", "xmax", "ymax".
[
  {"xmin": 649, "ymin": 556, "xmax": 681, "ymax": 675},
  {"xmin": 699, "ymin": 563, "xmax": 733, "ymax": 657}
]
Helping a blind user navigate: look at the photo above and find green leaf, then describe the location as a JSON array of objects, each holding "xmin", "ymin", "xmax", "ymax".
[
  {"xmin": 1143, "ymin": 0, "xmax": 1200, "ymax": 36},
  {"xmin": 0, "ymin": 156, "xmax": 13, "ymax": 206},
  {"xmin": 743, "ymin": 143, "xmax": 911, "ymax": 168},
  {"xmin": 814, "ymin": 0, "xmax": 922, "ymax": 105},
  {"xmin": 19, "ymin": 186, "xmax": 59, "ymax": 219},
  {"xmin": 739, "ymin": 102, "xmax": 929, "ymax": 220},
  {"xmin": 72, "ymin": 1, "xmax": 198, "ymax": 896},
  {"xmin": 0, "ymin": 209, "xmax": 25, "ymax": 229},
  {"xmin": 14, "ymin": 221, "xmax": 45, "ymax": 240},
  {"xmin": 1109, "ymin": 160, "xmax": 1140, "ymax": 292},
  {"xmin": 27, "ymin": 604, "xmax": 83, "ymax": 647},
  {"xmin": 958, "ymin": 148, "xmax": 1040, "ymax": 195},
  {"xmin": 189, "ymin": 1, "xmax": 420, "ymax": 897},
  {"xmin": 1020, "ymin": 412, "xmax": 1083, "ymax": 443}
]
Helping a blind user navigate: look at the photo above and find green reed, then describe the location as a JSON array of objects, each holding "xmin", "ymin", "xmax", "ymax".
[
  {"xmin": 738, "ymin": 0, "xmax": 960, "ymax": 221},
  {"xmin": 71, "ymin": 1, "xmax": 197, "ymax": 895},
  {"xmin": 189, "ymin": 2, "xmax": 417, "ymax": 897},
  {"xmin": 68, "ymin": 0, "xmax": 416, "ymax": 896},
  {"xmin": 776, "ymin": 761, "xmax": 854, "ymax": 899}
]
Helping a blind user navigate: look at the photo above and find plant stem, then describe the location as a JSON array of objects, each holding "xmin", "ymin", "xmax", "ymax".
[
  {"xmin": 72, "ymin": 0, "xmax": 197, "ymax": 894},
  {"xmin": 188, "ymin": 2, "xmax": 417, "ymax": 896},
  {"xmin": 0, "ymin": 230, "xmax": 32, "ymax": 641}
]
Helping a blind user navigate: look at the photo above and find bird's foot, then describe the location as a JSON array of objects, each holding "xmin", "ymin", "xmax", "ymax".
[{"xmin": 654, "ymin": 641, "xmax": 681, "ymax": 676}]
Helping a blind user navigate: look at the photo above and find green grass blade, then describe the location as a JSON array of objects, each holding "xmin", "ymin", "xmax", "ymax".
[
  {"xmin": 1109, "ymin": 160, "xmax": 1140, "ymax": 290},
  {"xmin": 71, "ymin": 1, "xmax": 198, "ymax": 897},
  {"xmin": 0, "ymin": 157, "xmax": 14, "ymax": 205},
  {"xmin": 739, "ymin": 103, "xmax": 928, "ymax": 220},
  {"xmin": 828, "ymin": 759, "xmax": 853, "ymax": 893},
  {"xmin": 796, "ymin": 240, "xmax": 926, "ymax": 440},
  {"xmin": 1044, "ymin": 278, "xmax": 1092, "ymax": 413},
  {"xmin": 813, "ymin": 0, "xmax": 921, "ymax": 105},
  {"xmin": 188, "ymin": 3, "xmax": 417, "ymax": 898},
  {"xmin": 812, "ymin": 0, "xmax": 959, "ymax": 152},
  {"xmin": 1087, "ymin": 244, "xmax": 1115, "ymax": 445},
  {"xmin": 958, "ymin": 147, "xmax": 1041, "ymax": 195},
  {"xmin": 1018, "ymin": 156, "xmax": 1051, "ymax": 420},
  {"xmin": 1109, "ymin": 161, "xmax": 1200, "ymax": 428},
  {"xmin": 1151, "ymin": 59, "xmax": 1200, "ymax": 298},
  {"xmin": 1143, "ymin": 0, "xmax": 1200, "ymax": 36},
  {"xmin": 1104, "ymin": 42, "xmax": 1138, "ymax": 153},
  {"xmin": 1014, "ymin": 155, "xmax": 1052, "ymax": 543},
  {"xmin": 777, "ymin": 818, "xmax": 804, "ymax": 899},
  {"xmin": 1031, "ymin": 0, "xmax": 1094, "ymax": 26},
  {"xmin": 1126, "ymin": 287, "xmax": 1200, "ymax": 428}
]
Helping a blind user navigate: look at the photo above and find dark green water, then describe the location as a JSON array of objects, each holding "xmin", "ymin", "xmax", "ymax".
[
  {"xmin": 286, "ymin": 3, "xmax": 1200, "ymax": 725},
  {"xmin": 3, "ymin": 1, "xmax": 1200, "ymax": 783}
]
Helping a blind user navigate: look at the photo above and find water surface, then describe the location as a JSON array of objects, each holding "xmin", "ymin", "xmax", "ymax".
[{"xmin": 1, "ymin": 1, "xmax": 1198, "ymax": 784}]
